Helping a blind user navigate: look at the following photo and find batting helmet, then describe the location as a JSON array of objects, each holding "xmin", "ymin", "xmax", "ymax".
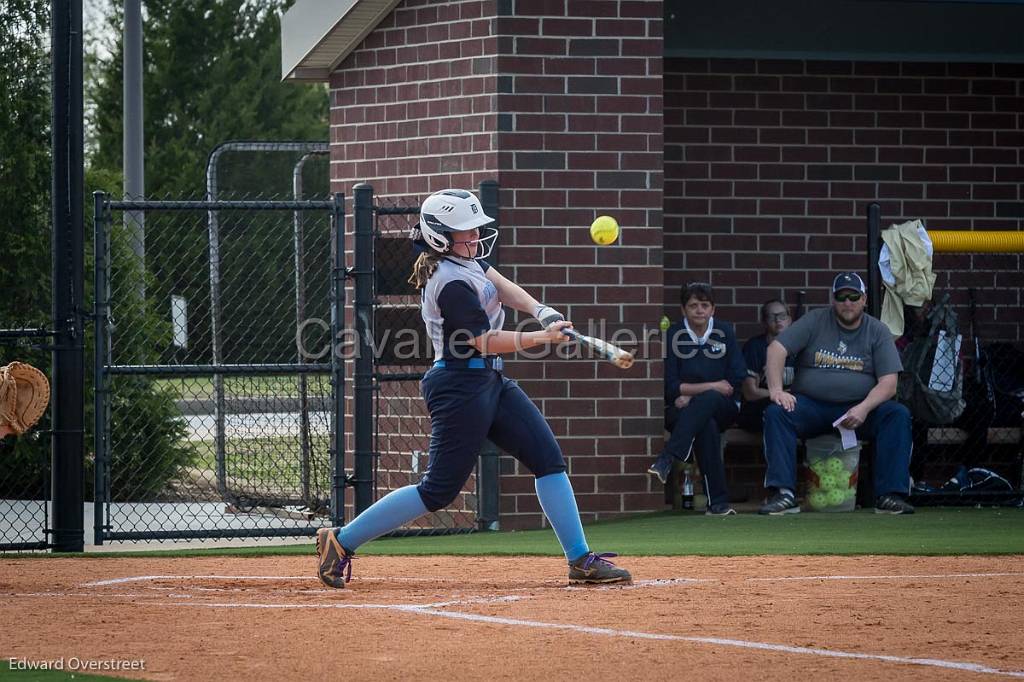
[{"xmin": 417, "ymin": 189, "xmax": 497, "ymax": 259}]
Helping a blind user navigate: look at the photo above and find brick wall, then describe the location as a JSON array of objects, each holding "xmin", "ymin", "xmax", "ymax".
[
  {"xmin": 328, "ymin": 0, "xmax": 666, "ymax": 529},
  {"xmin": 494, "ymin": 0, "xmax": 664, "ymax": 528},
  {"xmin": 329, "ymin": 0, "xmax": 500, "ymax": 195},
  {"xmin": 665, "ymin": 58, "xmax": 1023, "ymax": 340},
  {"xmin": 665, "ymin": 58, "xmax": 1024, "ymax": 498}
]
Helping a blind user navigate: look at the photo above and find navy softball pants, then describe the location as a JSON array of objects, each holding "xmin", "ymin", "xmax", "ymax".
[
  {"xmin": 664, "ymin": 390, "xmax": 738, "ymax": 509},
  {"xmin": 417, "ymin": 366, "xmax": 565, "ymax": 511}
]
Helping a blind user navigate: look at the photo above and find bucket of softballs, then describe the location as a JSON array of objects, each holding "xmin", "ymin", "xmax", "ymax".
[{"xmin": 805, "ymin": 434, "xmax": 860, "ymax": 512}]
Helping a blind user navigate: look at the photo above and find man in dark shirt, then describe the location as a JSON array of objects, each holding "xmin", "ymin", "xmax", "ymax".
[
  {"xmin": 759, "ymin": 272, "xmax": 914, "ymax": 516},
  {"xmin": 737, "ymin": 299, "xmax": 796, "ymax": 431},
  {"xmin": 648, "ymin": 283, "xmax": 747, "ymax": 515}
]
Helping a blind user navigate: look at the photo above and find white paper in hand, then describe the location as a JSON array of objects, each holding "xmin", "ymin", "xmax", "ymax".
[{"xmin": 831, "ymin": 414, "xmax": 859, "ymax": 450}]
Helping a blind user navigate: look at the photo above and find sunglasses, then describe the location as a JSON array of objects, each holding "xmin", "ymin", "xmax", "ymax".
[{"xmin": 834, "ymin": 292, "xmax": 863, "ymax": 303}]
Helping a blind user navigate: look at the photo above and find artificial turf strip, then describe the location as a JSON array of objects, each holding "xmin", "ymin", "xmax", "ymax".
[
  {"xmin": 25, "ymin": 507, "xmax": 1024, "ymax": 559},
  {"xmin": 360, "ymin": 506, "xmax": 1024, "ymax": 556}
]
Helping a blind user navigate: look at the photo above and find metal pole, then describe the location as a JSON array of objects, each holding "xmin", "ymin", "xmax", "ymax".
[
  {"xmin": 206, "ymin": 154, "xmax": 227, "ymax": 499},
  {"xmin": 50, "ymin": 0, "xmax": 85, "ymax": 552},
  {"xmin": 330, "ymin": 192, "xmax": 347, "ymax": 525},
  {"xmin": 92, "ymin": 192, "xmax": 110, "ymax": 545},
  {"xmin": 204, "ymin": 142, "xmax": 329, "ymax": 500},
  {"xmin": 867, "ymin": 202, "xmax": 882, "ymax": 319},
  {"xmin": 123, "ymin": 0, "xmax": 144, "ymax": 293},
  {"xmin": 293, "ymin": 151, "xmax": 327, "ymax": 508},
  {"xmin": 353, "ymin": 184, "xmax": 375, "ymax": 516}
]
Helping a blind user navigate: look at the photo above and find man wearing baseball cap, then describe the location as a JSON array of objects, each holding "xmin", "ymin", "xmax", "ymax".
[{"xmin": 758, "ymin": 271, "xmax": 914, "ymax": 515}]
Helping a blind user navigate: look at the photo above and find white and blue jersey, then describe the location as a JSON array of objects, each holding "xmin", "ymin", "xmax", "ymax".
[{"xmin": 421, "ymin": 258, "xmax": 504, "ymax": 360}]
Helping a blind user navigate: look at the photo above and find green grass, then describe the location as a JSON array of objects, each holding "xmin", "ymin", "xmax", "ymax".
[
  {"xmin": 154, "ymin": 375, "xmax": 331, "ymax": 401},
  {"xmin": 20, "ymin": 507, "xmax": 1023, "ymax": 559},
  {"xmin": 347, "ymin": 507, "xmax": 1024, "ymax": 556},
  {"xmin": 191, "ymin": 436, "xmax": 330, "ymax": 491}
]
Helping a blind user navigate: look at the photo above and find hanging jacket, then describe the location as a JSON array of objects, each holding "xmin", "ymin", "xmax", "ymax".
[{"xmin": 880, "ymin": 219, "xmax": 936, "ymax": 337}]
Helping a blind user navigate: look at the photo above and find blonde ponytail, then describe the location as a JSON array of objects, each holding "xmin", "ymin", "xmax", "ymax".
[{"xmin": 408, "ymin": 251, "xmax": 444, "ymax": 289}]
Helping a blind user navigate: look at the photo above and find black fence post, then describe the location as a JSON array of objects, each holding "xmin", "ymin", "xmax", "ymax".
[
  {"xmin": 353, "ymin": 184, "xmax": 375, "ymax": 516},
  {"xmin": 92, "ymin": 192, "xmax": 110, "ymax": 545},
  {"xmin": 867, "ymin": 202, "xmax": 882, "ymax": 320},
  {"xmin": 479, "ymin": 179, "xmax": 500, "ymax": 266},
  {"xmin": 477, "ymin": 179, "xmax": 501, "ymax": 530},
  {"xmin": 50, "ymin": 0, "xmax": 85, "ymax": 553},
  {"xmin": 330, "ymin": 192, "xmax": 348, "ymax": 526}
]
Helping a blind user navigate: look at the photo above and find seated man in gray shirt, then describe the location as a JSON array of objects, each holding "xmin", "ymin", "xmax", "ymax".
[{"xmin": 759, "ymin": 272, "xmax": 915, "ymax": 515}]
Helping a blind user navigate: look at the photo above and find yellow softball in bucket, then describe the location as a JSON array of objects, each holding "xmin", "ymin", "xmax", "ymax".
[{"xmin": 590, "ymin": 215, "xmax": 619, "ymax": 245}]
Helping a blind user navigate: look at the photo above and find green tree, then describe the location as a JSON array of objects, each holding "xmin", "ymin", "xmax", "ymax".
[
  {"xmin": 88, "ymin": 0, "xmax": 331, "ymax": 365},
  {"xmin": 0, "ymin": 1, "xmax": 53, "ymax": 500},
  {"xmin": 0, "ymin": 0, "xmax": 51, "ymax": 328},
  {"xmin": 90, "ymin": 0, "xmax": 328, "ymax": 197}
]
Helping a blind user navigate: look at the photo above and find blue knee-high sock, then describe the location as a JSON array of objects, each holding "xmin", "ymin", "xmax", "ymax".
[
  {"xmin": 534, "ymin": 472, "xmax": 590, "ymax": 562},
  {"xmin": 336, "ymin": 485, "xmax": 428, "ymax": 552}
]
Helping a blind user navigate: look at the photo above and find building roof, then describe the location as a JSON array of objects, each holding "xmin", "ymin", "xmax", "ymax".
[
  {"xmin": 281, "ymin": 0, "xmax": 1024, "ymax": 83},
  {"xmin": 666, "ymin": 0, "xmax": 1024, "ymax": 63},
  {"xmin": 280, "ymin": 0, "xmax": 401, "ymax": 82}
]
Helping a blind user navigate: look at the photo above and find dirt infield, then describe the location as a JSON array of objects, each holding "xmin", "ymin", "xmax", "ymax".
[{"xmin": 2, "ymin": 554, "xmax": 1022, "ymax": 681}]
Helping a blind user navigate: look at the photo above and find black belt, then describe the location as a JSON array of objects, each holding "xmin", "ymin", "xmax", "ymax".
[{"xmin": 433, "ymin": 357, "xmax": 503, "ymax": 370}]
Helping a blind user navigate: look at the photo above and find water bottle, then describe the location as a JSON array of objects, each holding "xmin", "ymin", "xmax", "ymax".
[{"xmin": 682, "ymin": 468, "xmax": 694, "ymax": 510}]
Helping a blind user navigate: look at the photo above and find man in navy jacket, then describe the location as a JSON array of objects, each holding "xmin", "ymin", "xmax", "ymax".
[{"xmin": 648, "ymin": 283, "xmax": 747, "ymax": 515}]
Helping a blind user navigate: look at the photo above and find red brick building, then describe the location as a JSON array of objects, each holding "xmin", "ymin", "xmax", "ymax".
[{"xmin": 282, "ymin": 0, "xmax": 1023, "ymax": 525}]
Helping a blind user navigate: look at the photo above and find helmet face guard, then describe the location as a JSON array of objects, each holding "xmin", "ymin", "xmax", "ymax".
[
  {"xmin": 453, "ymin": 226, "xmax": 498, "ymax": 260},
  {"xmin": 417, "ymin": 189, "xmax": 498, "ymax": 261}
]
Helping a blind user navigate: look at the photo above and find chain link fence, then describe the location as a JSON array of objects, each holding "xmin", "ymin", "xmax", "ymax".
[
  {"xmin": 93, "ymin": 193, "xmax": 345, "ymax": 543},
  {"xmin": 373, "ymin": 196, "xmax": 465, "ymax": 532},
  {"xmin": 0, "ymin": 335, "xmax": 52, "ymax": 551},
  {"xmin": 899, "ymin": 252, "xmax": 1024, "ymax": 506}
]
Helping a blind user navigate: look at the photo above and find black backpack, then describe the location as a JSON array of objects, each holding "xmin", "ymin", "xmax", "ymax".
[
  {"xmin": 898, "ymin": 295, "xmax": 966, "ymax": 425},
  {"xmin": 981, "ymin": 342, "xmax": 1024, "ymax": 427}
]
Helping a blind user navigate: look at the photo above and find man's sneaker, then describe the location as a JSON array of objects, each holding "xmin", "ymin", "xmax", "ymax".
[
  {"xmin": 316, "ymin": 527, "xmax": 353, "ymax": 588},
  {"xmin": 647, "ymin": 452, "xmax": 674, "ymax": 484},
  {"xmin": 758, "ymin": 491, "xmax": 800, "ymax": 515},
  {"xmin": 705, "ymin": 504, "xmax": 737, "ymax": 516},
  {"xmin": 568, "ymin": 552, "xmax": 632, "ymax": 585},
  {"xmin": 875, "ymin": 494, "xmax": 915, "ymax": 515}
]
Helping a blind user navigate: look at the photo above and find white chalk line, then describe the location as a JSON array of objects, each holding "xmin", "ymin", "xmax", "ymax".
[
  {"xmin": 612, "ymin": 577, "xmax": 708, "ymax": 589},
  {"xmin": 398, "ymin": 608, "xmax": 1024, "ymax": 679},
  {"xmin": 83, "ymin": 575, "xmax": 312, "ymax": 586},
  {"xmin": 9, "ymin": 591, "xmax": 152, "ymax": 599},
  {"xmin": 167, "ymin": 595, "xmax": 524, "ymax": 610},
  {"xmin": 80, "ymin": 575, "xmax": 702, "ymax": 595},
  {"xmin": 748, "ymin": 572, "xmax": 1024, "ymax": 583},
  {"xmin": 82, "ymin": 575, "xmax": 556, "ymax": 588}
]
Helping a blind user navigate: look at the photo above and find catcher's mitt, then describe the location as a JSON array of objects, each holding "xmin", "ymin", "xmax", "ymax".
[{"xmin": 0, "ymin": 362, "xmax": 51, "ymax": 436}]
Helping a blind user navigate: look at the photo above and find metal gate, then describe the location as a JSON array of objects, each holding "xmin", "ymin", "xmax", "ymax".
[
  {"xmin": 351, "ymin": 182, "xmax": 500, "ymax": 535},
  {"xmin": 92, "ymin": 194, "xmax": 346, "ymax": 543}
]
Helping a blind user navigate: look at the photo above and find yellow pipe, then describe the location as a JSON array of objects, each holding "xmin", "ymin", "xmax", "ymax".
[{"xmin": 927, "ymin": 230, "xmax": 1024, "ymax": 254}]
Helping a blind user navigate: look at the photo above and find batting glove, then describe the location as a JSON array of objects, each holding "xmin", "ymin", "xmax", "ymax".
[{"xmin": 534, "ymin": 304, "xmax": 565, "ymax": 329}]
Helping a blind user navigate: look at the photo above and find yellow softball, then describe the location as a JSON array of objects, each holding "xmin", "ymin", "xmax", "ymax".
[{"xmin": 590, "ymin": 215, "xmax": 619, "ymax": 245}]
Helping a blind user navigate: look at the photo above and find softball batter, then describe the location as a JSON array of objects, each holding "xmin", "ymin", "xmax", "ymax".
[{"xmin": 316, "ymin": 189, "xmax": 631, "ymax": 588}]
